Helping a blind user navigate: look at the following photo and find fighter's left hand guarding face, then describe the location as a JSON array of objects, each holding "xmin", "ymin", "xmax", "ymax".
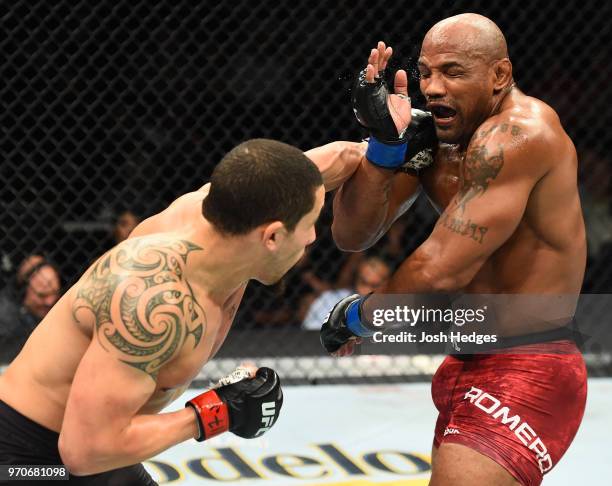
[
  {"xmin": 325, "ymin": 13, "xmax": 588, "ymax": 486},
  {"xmin": 352, "ymin": 41, "xmax": 437, "ymax": 171}
]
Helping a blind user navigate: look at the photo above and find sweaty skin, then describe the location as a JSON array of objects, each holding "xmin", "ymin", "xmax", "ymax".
[
  {"xmin": 0, "ymin": 189, "xmax": 243, "ymax": 474},
  {"xmin": 331, "ymin": 14, "xmax": 587, "ymax": 486},
  {"xmin": 0, "ymin": 144, "xmax": 354, "ymax": 475},
  {"xmin": 332, "ymin": 18, "xmax": 585, "ymax": 337}
]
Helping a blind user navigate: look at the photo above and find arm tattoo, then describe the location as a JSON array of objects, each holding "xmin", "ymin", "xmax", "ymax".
[
  {"xmin": 441, "ymin": 213, "xmax": 488, "ymax": 244},
  {"xmin": 455, "ymin": 144, "xmax": 504, "ymax": 212},
  {"xmin": 73, "ymin": 239, "xmax": 205, "ymax": 378},
  {"xmin": 473, "ymin": 123, "xmax": 522, "ymax": 141},
  {"xmin": 441, "ymin": 125, "xmax": 520, "ymax": 243}
]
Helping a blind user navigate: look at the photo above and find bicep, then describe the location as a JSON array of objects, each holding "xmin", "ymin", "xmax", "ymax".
[
  {"xmin": 428, "ymin": 174, "xmax": 532, "ymax": 276},
  {"xmin": 421, "ymin": 129, "xmax": 545, "ymax": 280},
  {"xmin": 61, "ymin": 338, "xmax": 156, "ymax": 444}
]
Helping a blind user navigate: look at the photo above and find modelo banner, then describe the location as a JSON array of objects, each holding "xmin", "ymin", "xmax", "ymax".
[
  {"xmin": 144, "ymin": 384, "xmax": 435, "ymax": 485},
  {"xmin": 142, "ymin": 367, "xmax": 607, "ymax": 485},
  {"xmin": 145, "ymin": 443, "xmax": 430, "ymax": 484}
]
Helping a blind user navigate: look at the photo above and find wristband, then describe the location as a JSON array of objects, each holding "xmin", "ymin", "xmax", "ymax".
[
  {"xmin": 186, "ymin": 390, "xmax": 230, "ymax": 442},
  {"xmin": 345, "ymin": 298, "xmax": 375, "ymax": 337},
  {"xmin": 365, "ymin": 136, "xmax": 408, "ymax": 168}
]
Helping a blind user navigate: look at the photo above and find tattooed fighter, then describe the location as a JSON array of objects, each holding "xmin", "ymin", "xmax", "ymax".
[
  {"xmin": 320, "ymin": 14, "xmax": 587, "ymax": 486},
  {"xmin": 0, "ymin": 138, "xmax": 359, "ymax": 484}
]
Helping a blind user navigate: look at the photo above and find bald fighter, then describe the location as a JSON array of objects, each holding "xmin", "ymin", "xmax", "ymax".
[
  {"xmin": 0, "ymin": 138, "xmax": 360, "ymax": 484},
  {"xmin": 319, "ymin": 14, "xmax": 587, "ymax": 486}
]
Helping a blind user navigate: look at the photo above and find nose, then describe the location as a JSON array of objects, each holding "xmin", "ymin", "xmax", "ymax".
[{"xmin": 421, "ymin": 72, "xmax": 446, "ymax": 99}]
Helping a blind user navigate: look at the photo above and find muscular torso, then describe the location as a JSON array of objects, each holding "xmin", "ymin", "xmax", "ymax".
[
  {"xmin": 414, "ymin": 92, "xmax": 586, "ymax": 333},
  {"xmin": 0, "ymin": 188, "xmax": 245, "ymax": 431}
]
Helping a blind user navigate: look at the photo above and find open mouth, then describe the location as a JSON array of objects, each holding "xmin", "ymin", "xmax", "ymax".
[{"xmin": 429, "ymin": 105, "xmax": 457, "ymax": 123}]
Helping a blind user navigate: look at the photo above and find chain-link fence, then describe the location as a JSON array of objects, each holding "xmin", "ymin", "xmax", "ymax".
[{"xmin": 2, "ymin": 0, "xmax": 611, "ymax": 381}]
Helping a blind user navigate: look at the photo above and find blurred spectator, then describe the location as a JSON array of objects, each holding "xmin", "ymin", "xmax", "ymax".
[
  {"xmin": 110, "ymin": 209, "xmax": 141, "ymax": 246},
  {"xmin": 87, "ymin": 209, "xmax": 142, "ymax": 263},
  {"xmin": 249, "ymin": 246, "xmax": 331, "ymax": 328},
  {"xmin": 63, "ymin": 209, "xmax": 142, "ymax": 283},
  {"xmin": 302, "ymin": 256, "xmax": 391, "ymax": 330},
  {"xmin": 578, "ymin": 150, "xmax": 612, "ymax": 258},
  {"xmin": 0, "ymin": 255, "xmax": 62, "ymax": 361},
  {"xmin": 578, "ymin": 150, "xmax": 612, "ymax": 292}
]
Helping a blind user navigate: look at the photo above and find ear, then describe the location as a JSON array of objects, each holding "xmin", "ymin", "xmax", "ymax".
[
  {"xmin": 492, "ymin": 58, "xmax": 513, "ymax": 93},
  {"xmin": 261, "ymin": 221, "xmax": 286, "ymax": 252}
]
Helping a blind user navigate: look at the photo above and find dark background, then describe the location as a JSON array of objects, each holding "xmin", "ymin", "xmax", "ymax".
[{"xmin": 2, "ymin": 0, "xmax": 611, "ymax": 372}]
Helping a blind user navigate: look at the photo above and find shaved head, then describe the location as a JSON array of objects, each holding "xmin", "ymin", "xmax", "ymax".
[
  {"xmin": 418, "ymin": 14, "xmax": 514, "ymax": 145},
  {"xmin": 424, "ymin": 13, "xmax": 508, "ymax": 62}
]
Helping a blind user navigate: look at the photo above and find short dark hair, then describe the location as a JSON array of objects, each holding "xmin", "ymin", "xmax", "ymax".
[{"xmin": 202, "ymin": 139, "xmax": 323, "ymax": 235}]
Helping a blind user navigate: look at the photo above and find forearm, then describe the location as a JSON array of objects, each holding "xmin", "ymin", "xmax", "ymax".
[
  {"xmin": 62, "ymin": 407, "xmax": 198, "ymax": 475},
  {"xmin": 332, "ymin": 157, "xmax": 396, "ymax": 251},
  {"xmin": 379, "ymin": 249, "xmax": 444, "ymax": 294},
  {"xmin": 377, "ymin": 242, "xmax": 475, "ymax": 295},
  {"xmin": 304, "ymin": 141, "xmax": 365, "ymax": 192},
  {"xmin": 354, "ymin": 249, "xmax": 457, "ymax": 327}
]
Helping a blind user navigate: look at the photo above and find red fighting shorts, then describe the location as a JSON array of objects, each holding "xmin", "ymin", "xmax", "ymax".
[{"xmin": 432, "ymin": 340, "xmax": 587, "ymax": 486}]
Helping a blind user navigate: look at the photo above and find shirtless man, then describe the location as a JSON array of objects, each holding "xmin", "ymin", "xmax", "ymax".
[
  {"xmin": 319, "ymin": 14, "xmax": 587, "ymax": 486},
  {"xmin": 0, "ymin": 138, "xmax": 360, "ymax": 484}
]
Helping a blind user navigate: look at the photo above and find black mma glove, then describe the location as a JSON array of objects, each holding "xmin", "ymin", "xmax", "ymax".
[
  {"xmin": 320, "ymin": 294, "xmax": 374, "ymax": 353},
  {"xmin": 186, "ymin": 367, "xmax": 283, "ymax": 441},
  {"xmin": 401, "ymin": 108, "xmax": 437, "ymax": 171},
  {"xmin": 352, "ymin": 69, "xmax": 405, "ymax": 145},
  {"xmin": 352, "ymin": 68, "xmax": 437, "ymax": 170}
]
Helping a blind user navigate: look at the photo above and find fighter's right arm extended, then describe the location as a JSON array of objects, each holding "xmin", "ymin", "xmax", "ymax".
[
  {"xmin": 304, "ymin": 140, "xmax": 421, "ymax": 251},
  {"xmin": 304, "ymin": 141, "xmax": 365, "ymax": 192}
]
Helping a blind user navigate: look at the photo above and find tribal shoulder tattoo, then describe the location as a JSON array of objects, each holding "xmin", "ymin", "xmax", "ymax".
[{"xmin": 73, "ymin": 238, "xmax": 205, "ymax": 378}]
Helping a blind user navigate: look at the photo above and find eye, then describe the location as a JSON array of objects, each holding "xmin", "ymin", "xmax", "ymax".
[
  {"xmin": 419, "ymin": 71, "xmax": 431, "ymax": 79},
  {"xmin": 446, "ymin": 70, "xmax": 464, "ymax": 77}
]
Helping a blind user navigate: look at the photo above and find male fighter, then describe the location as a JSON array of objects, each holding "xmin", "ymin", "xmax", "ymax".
[
  {"xmin": 320, "ymin": 14, "xmax": 587, "ymax": 486},
  {"xmin": 0, "ymin": 138, "xmax": 359, "ymax": 484}
]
